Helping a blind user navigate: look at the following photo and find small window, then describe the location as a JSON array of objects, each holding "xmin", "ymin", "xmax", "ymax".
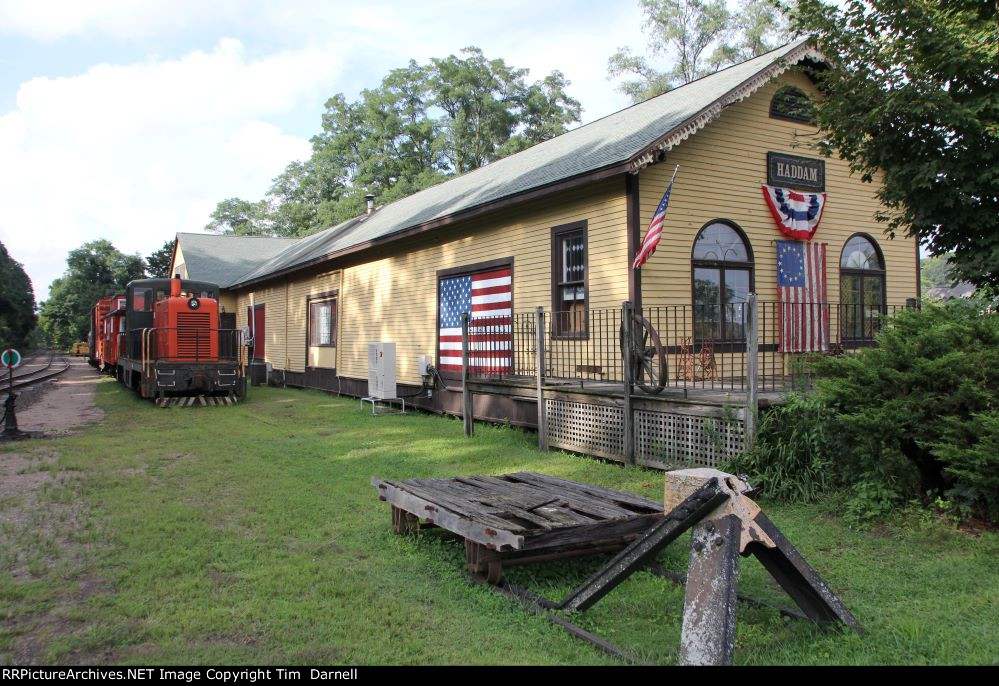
[
  {"xmin": 770, "ymin": 86, "xmax": 815, "ymax": 124},
  {"xmin": 692, "ymin": 221, "xmax": 754, "ymax": 342},
  {"xmin": 132, "ymin": 288, "xmax": 152, "ymax": 311},
  {"xmin": 552, "ymin": 222, "xmax": 587, "ymax": 337},
  {"xmin": 309, "ymin": 299, "xmax": 336, "ymax": 347},
  {"xmin": 840, "ymin": 235, "xmax": 886, "ymax": 342}
]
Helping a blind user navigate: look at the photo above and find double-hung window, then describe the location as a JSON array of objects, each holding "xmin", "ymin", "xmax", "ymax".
[
  {"xmin": 552, "ymin": 221, "xmax": 587, "ymax": 337},
  {"xmin": 309, "ymin": 299, "xmax": 336, "ymax": 347}
]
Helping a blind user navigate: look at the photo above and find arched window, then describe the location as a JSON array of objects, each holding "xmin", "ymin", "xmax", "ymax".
[
  {"xmin": 770, "ymin": 85, "xmax": 815, "ymax": 124},
  {"xmin": 692, "ymin": 221, "xmax": 754, "ymax": 342},
  {"xmin": 840, "ymin": 234, "xmax": 886, "ymax": 341}
]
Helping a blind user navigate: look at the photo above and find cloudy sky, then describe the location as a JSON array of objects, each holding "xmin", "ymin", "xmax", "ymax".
[{"xmin": 0, "ymin": 0, "xmax": 648, "ymax": 301}]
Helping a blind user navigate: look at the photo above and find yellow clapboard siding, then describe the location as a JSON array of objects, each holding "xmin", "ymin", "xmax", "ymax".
[
  {"xmin": 288, "ymin": 271, "xmax": 341, "ymax": 373},
  {"xmin": 639, "ymin": 71, "xmax": 918, "ymax": 308},
  {"xmin": 340, "ymin": 179, "xmax": 627, "ymax": 384}
]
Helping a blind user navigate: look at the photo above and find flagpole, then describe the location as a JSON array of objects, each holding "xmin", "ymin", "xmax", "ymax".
[{"xmin": 632, "ymin": 164, "xmax": 681, "ymax": 271}]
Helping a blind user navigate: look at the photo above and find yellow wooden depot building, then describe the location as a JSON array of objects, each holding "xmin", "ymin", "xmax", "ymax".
[{"xmin": 171, "ymin": 39, "xmax": 918, "ymax": 467}]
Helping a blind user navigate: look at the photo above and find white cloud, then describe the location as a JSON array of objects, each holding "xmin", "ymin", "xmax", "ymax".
[
  {"xmin": 0, "ymin": 38, "xmax": 340, "ymax": 299},
  {"xmin": 0, "ymin": 0, "xmax": 237, "ymax": 41},
  {"xmin": 0, "ymin": 1, "xmax": 648, "ymax": 301}
]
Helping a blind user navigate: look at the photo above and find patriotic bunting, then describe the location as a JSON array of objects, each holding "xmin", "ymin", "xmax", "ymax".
[{"xmin": 762, "ymin": 184, "xmax": 827, "ymax": 240}]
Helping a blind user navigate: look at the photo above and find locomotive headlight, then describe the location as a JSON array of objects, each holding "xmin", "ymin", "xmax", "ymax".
[{"xmin": 188, "ymin": 297, "xmax": 201, "ymax": 310}]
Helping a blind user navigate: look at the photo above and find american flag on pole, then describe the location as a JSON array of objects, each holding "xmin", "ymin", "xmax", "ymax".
[
  {"xmin": 438, "ymin": 268, "xmax": 512, "ymax": 374},
  {"xmin": 777, "ymin": 240, "xmax": 828, "ymax": 353},
  {"xmin": 633, "ymin": 165, "xmax": 678, "ymax": 269}
]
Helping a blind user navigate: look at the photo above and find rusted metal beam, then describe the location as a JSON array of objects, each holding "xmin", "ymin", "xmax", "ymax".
[
  {"xmin": 558, "ymin": 478, "xmax": 729, "ymax": 612},
  {"xmin": 678, "ymin": 514, "xmax": 743, "ymax": 666},
  {"xmin": 749, "ymin": 511, "xmax": 864, "ymax": 634},
  {"xmin": 468, "ymin": 574, "xmax": 646, "ymax": 665}
]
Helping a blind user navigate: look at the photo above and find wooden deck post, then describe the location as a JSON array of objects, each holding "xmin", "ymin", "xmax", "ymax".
[
  {"xmin": 745, "ymin": 293, "xmax": 759, "ymax": 450},
  {"xmin": 535, "ymin": 307, "xmax": 548, "ymax": 451},
  {"xmin": 621, "ymin": 301, "xmax": 635, "ymax": 465},
  {"xmin": 462, "ymin": 312, "xmax": 473, "ymax": 437}
]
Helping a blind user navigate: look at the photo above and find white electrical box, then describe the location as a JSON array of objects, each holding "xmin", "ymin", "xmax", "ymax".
[
  {"xmin": 367, "ymin": 342, "xmax": 397, "ymax": 399},
  {"xmin": 417, "ymin": 354, "xmax": 430, "ymax": 378}
]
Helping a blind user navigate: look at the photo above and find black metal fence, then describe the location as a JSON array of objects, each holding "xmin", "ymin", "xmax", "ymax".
[{"xmin": 465, "ymin": 300, "xmax": 913, "ymax": 394}]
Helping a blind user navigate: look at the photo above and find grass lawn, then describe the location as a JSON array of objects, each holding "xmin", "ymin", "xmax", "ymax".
[{"xmin": 1, "ymin": 380, "xmax": 997, "ymax": 665}]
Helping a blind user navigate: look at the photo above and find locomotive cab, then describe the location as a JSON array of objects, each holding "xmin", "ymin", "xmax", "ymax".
[
  {"xmin": 119, "ymin": 277, "xmax": 245, "ymax": 400},
  {"xmin": 153, "ymin": 278, "xmax": 220, "ymax": 363}
]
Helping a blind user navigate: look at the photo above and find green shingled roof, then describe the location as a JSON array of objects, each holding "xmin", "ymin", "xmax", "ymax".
[
  {"xmin": 176, "ymin": 233, "xmax": 299, "ymax": 288},
  {"xmin": 223, "ymin": 39, "xmax": 819, "ymax": 288}
]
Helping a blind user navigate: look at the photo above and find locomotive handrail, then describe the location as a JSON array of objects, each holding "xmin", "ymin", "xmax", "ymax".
[{"xmin": 133, "ymin": 327, "xmax": 246, "ymax": 365}]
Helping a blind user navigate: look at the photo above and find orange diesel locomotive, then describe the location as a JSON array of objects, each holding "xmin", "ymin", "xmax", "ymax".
[{"xmin": 94, "ymin": 277, "xmax": 246, "ymax": 402}]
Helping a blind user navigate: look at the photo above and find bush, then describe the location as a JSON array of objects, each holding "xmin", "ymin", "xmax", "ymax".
[
  {"xmin": 811, "ymin": 300, "xmax": 999, "ymax": 521},
  {"xmin": 734, "ymin": 301, "xmax": 999, "ymax": 523},
  {"xmin": 932, "ymin": 411, "xmax": 999, "ymax": 523},
  {"xmin": 729, "ymin": 395, "xmax": 840, "ymax": 503}
]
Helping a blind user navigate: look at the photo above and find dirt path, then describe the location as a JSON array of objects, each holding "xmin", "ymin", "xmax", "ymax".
[
  {"xmin": 0, "ymin": 356, "xmax": 106, "ymax": 663},
  {"xmin": 11, "ymin": 356, "xmax": 104, "ymax": 436}
]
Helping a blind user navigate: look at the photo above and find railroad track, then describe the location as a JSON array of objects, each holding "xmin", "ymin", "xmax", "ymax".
[{"xmin": 2, "ymin": 350, "xmax": 72, "ymax": 392}]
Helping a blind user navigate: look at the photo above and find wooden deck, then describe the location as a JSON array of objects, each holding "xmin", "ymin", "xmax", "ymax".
[
  {"xmin": 469, "ymin": 374, "xmax": 787, "ymax": 408},
  {"xmin": 372, "ymin": 472, "xmax": 664, "ymax": 583}
]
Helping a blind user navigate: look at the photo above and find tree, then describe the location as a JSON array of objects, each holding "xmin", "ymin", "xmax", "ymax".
[
  {"xmin": 0, "ymin": 241, "xmax": 36, "ymax": 348},
  {"xmin": 608, "ymin": 0, "xmax": 786, "ymax": 102},
  {"xmin": 789, "ymin": 0, "xmax": 999, "ymax": 291},
  {"xmin": 38, "ymin": 240, "xmax": 146, "ymax": 349},
  {"xmin": 920, "ymin": 253, "xmax": 955, "ymax": 290},
  {"xmin": 204, "ymin": 197, "xmax": 271, "ymax": 236},
  {"xmin": 210, "ymin": 47, "xmax": 583, "ymax": 237},
  {"xmin": 146, "ymin": 239, "xmax": 176, "ymax": 278}
]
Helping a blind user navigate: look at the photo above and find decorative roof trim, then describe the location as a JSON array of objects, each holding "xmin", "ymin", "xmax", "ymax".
[{"xmin": 628, "ymin": 44, "xmax": 827, "ymax": 174}]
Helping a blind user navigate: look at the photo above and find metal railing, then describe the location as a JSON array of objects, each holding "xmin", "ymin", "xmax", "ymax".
[
  {"xmin": 462, "ymin": 300, "xmax": 913, "ymax": 394},
  {"xmin": 126, "ymin": 327, "xmax": 244, "ymax": 364}
]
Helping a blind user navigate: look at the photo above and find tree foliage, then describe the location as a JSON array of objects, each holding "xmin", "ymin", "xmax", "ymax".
[
  {"xmin": 736, "ymin": 302, "xmax": 999, "ymax": 523},
  {"xmin": 38, "ymin": 240, "xmax": 146, "ymax": 349},
  {"xmin": 205, "ymin": 197, "xmax": 271, "ymax": 237},
  {"xmin": 0, "ymin": 241, "xmax": 37, "ymax": 348},
  {"xmin": 789, "ymin": 0, "xmax": 999, "ymax": 291},
  {"xmin": 920, "ymin": 253, "xmax": 956, "ymax": 290},
  {"xmin": 145, "ymin": 239, "xmax": 176, "ymax": 279},
  {"xmin": 608, "ymin": 0, "xmax": 786, "ymax": 102},
  {"xmin": 814, "ymin": 302, "xmax": 999, "ymax": 521},
  {"xmin": 207, "ymin": 47, "xmax": 582, "ymax": 238}
]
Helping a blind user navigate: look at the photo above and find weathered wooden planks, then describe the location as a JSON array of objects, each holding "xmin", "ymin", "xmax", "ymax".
[{"xmin": 372, "ymin": 471, "xmax": 663, "ymax": 551}]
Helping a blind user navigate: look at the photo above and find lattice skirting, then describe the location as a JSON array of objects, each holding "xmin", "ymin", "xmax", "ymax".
[
  {"xmin": 545, "ymin": 399, "xmax": 745, "ymax": 469},
  {"xmin": 635, "ymin": 409, "xmax": 745, "ymax": 470},
  {"xmin": 546, "ymin": 399, "xmax": 625, "ymax": 461}
]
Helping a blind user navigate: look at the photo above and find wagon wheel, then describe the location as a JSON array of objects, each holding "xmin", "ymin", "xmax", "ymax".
[{"xmin": 619, "ymin": 313, "xmax": 667, "ymax": 395}]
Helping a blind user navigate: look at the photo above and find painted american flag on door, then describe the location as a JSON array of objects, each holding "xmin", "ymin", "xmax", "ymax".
[{"xmin": 438, "ymin": 267, "xmax": 512, "ymax": 374}]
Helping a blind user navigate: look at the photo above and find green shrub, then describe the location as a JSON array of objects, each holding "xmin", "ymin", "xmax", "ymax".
[
  {"xmin": 811, "ymin": 300, "xmax": 999, "ymax": 519},
  {"xmin": 932, "ymin": 411, "xmax": 999, "ymax": 523},
  {"xmin": 729, "ymin": 395, "xmax": 840, "ymax": 503}
]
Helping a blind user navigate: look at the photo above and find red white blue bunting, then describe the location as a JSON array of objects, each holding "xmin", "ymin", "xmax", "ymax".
[{"xmin": 761, "ymin": 184, "xmax": 827, "ymax": 240}]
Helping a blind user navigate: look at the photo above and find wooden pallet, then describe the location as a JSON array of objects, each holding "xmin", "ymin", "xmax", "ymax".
[{"xmin": 372, "ymin": 472, "xmax": 663, "ymax": 583}]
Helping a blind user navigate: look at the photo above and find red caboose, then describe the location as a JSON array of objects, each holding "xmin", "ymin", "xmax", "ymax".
[
  {"xmin": 100, "ymin": 294, "xmax": 127, "ymax": 370},
  {"xmin": 87, "ymin": 296, "xmax": 114, "ymax": 367}
]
